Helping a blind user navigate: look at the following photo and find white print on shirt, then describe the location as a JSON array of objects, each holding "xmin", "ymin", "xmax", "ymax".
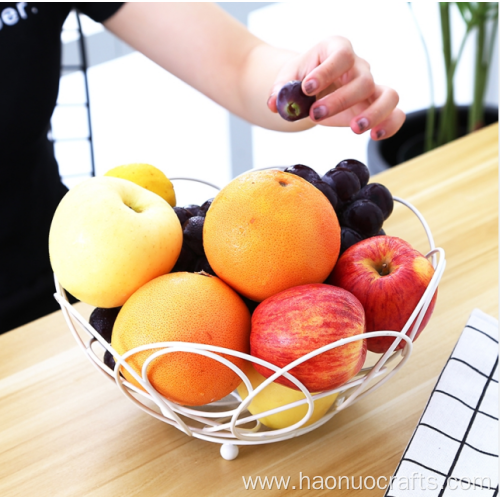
[{"xmin": 0, "ymin": 3, "xmax": 31, "ymax": 31}]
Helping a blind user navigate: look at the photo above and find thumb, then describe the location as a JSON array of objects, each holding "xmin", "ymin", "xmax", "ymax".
[
  {"xmin": 266, "ymin": 91, "xmax": 278, "ymax": 113},
  {"xmin": 267, "ymin": 55, "xmax": 301, "ymax": 113},
  {"xmin": 267, "ymin": 49, "xmax": 320, "ymax": 113},
  {"xmin": 267, "ymin": 79, "xmax": 289, "ymax": 113}
]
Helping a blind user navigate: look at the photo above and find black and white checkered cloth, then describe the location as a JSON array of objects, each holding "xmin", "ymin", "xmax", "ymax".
[{"xmin": 386, "ymin": 309, "xmax": 499, "ymax": 497}]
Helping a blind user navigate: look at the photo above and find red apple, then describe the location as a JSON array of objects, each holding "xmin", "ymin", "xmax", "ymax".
[
  {"xmin": 328, "ymin": 235, "xmax": 437, "ymax": 353},
  {"xmin": 250, "ymin": 283, "xmax": 366, "ymax": 393}
]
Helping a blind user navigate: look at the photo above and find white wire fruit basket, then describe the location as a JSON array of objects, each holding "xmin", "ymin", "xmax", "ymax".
[{"xmin": 54, "ymin": 168, "xmax": 446, "ymax": 460}]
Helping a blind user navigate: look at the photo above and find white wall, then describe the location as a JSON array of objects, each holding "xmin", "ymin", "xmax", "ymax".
[{"xmin": 87, "ymin": 52, "xmax": 231, "ymax": 206}]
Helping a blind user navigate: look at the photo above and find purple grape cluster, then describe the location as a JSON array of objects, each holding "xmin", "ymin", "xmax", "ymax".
[
  {"xmin": 284, "ymin": 160, "xmax": 394, "ymax": 255},
  {"xmin": 89, "ymin": 306, "xmax": 121, "ymax": 370},
  {"xmin": 89, "ymin": 306, "xmax": 121, "ymax": 343},
  {"xmin": 172, "ymin": 199, "xmax": 216, "ymax": 275}
]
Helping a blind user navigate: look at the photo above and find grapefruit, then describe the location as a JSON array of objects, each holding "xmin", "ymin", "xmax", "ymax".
[
  {"xmin": 203, "ymin": 169, "xmax": 341, "ymax": 302},
  {"xmin": 111, "ymin": 272, "xmax": 251, "ymax": 406}
]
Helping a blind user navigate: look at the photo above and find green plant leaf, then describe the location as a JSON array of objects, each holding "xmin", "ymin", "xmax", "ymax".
[
  {"xmin": 487, "ymin": 2, "xmax": 498, "ymax": 20},
  {"xmin": 456, "ymin": 2, "xmax": 473, "ymax": 25},
  {"xmin": 407, "ymin": 2, "xmax": 436, "ymax": 151}
]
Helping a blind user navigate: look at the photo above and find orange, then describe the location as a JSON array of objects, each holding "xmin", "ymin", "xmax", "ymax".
[
  {"xmin": 203, "ymin": 169, "xmax": 341, "ymax": 302},
  {"xmin": 111, "ymin": 272, "xmax": 251, "ymax": 406}
]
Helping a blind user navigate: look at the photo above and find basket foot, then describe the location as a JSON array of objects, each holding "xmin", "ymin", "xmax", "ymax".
[{"xmin": 220, "ymin": 443, "xmax": 239, "ymax": 460}]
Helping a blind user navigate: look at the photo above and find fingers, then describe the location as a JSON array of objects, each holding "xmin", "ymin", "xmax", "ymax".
[
  {"xmin": 266, "ymin": 37, "xmax": 405, "ymax": 139},
  {"xmin": 267, "ymin": 93, "xmax": 278, "ymax": 113},
  {"xmin": 266, "ymin": 59, "xmax": 299, "ymax": 113},
  {"xmin": 309, "ymin": 70, "xmax": 375, "ymax": 121},
  {"xmin": 301, "ymin": 36, "xmax": 356, "ymax": 97},
  {"xmin": 267, "ymin": 36, "xmax": 357, "ymax": 114},
  {"xmin": 349, "ymin": 85, "xmax": 403, "ymax": 138},
  {"xmin": 369, "ymin": 108, "xmax": 406, "ymax": 140}
]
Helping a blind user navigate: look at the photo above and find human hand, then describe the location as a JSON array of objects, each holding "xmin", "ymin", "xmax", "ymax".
[{"xmin": 267, "ymin": 36, "xmax": 405, "ymax": 140}]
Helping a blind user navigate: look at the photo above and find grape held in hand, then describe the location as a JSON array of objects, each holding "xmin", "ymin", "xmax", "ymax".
[{"xmin": 277, "ymin": 81, "xmax": 315, "ymax": 122}]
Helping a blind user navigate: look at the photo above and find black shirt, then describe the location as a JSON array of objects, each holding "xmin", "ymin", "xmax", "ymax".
[{"xmin": 0, "ymin": 2, "xmax": 124, "ymax": 332}]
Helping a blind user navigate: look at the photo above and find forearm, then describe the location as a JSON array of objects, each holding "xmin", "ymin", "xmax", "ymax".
[
  {"xmin": 104, "ymin": 3, "xmax": 404, "ymax": 139},
  {"xmin": 104, "ymin": 3, "xmax": 314, "ymax": 132}
]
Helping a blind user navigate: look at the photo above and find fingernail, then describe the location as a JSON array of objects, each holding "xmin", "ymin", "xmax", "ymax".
[
  {"xmin": 304, "ymin": 79, "xmax": 318, "ymax": 95},
  {"xmin": 267, "ymin": 93, "xmax": 275, "ymax": 107},
  {"xmin": 375, "ymin": 129, "xmax": 386, "ymax": 140},
  {"xmin": 313, "ymin": 105, "xmax": 327, "ymax": 121},
  {"xmin": 357, "ymin": 117, "xmax": 369, "ymax": 132}
]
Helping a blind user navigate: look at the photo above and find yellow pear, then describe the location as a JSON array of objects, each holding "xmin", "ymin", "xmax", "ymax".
[
  {"xmin": 49, "ymin": 176, "xmax": 182, "ymax": 307},
  {"xmin": 237, "ymin": 365, "xmax": 337, "ymax": 430}
]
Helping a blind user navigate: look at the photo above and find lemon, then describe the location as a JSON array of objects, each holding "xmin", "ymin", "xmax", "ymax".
[
  {"xmin": 104, "ymin": 163, "xmax": 176, "ymax": 207},
  {"xmin": 237, "ymin": 365, "xmax": 337, "ymax": 430}
]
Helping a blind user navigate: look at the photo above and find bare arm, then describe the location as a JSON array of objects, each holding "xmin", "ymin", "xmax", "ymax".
[
  {"xmin": 104, "ymin": 3, "xmax": 405, "ymax": 138},
  {"xmin": 104, "ymin": 2, "xmax": 312, "ymax": 132}
]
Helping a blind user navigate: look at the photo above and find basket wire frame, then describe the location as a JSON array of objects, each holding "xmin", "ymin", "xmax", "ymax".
[{"xmin": 54, "ymin": 169, "xmax": 446, "ymax": 459}]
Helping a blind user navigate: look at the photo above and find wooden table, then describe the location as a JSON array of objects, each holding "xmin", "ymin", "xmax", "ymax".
[{"xmin": 0, "ymin": 124, "xmax": 497, "ymax": 497}]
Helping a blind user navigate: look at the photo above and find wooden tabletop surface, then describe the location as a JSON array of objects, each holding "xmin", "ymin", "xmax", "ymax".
[{"xmin": 0, "ymin": 123, "xmax": 497, "ymax": 497}]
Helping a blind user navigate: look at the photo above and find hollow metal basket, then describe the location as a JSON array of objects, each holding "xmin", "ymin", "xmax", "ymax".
[{"xmin": 54, "ymin": 167, "xmax": 446, "ymax": 460}]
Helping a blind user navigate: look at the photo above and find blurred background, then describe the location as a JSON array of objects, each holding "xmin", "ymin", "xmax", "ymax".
[{"xmin": 52, "ymin": 2, "xmax": 498, "ymax": 204}]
